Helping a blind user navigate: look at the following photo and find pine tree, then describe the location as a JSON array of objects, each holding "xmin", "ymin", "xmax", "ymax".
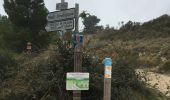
[
  {"xmin": 3, "ymin": 0, "xmax": 49, "ymax": 52},
  {"xmin": 80, "ymin": 11, "xmax": 100, "ymax": 34},
  {"xmin": 3, "ymin": 0, "xmax": 48, "ymax": 33}
]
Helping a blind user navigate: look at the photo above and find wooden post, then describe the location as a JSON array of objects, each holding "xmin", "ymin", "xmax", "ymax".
[
  {"xmin": 75, "ymin": 4, "xmax": 79, "ymax": 33},
  {"xmin": 104, "ymin": 79, "xmax": 111, "ymax": 100},
  {"xmin": 73, "ymin": 44, "xmax": 82, "ymax": 100},
  {"xmin": 73, "ymin": 3, "xmax": 81, "ymax": 100},
  {"xmin": 103, "ymin": 58, "xmax": 112, "ymax": 100},
  {"xmin": 61, "ymin": 0, "xmax": 65, "ymax": 3}
]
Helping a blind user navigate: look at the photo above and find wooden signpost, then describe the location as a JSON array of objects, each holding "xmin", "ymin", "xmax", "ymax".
[
  {"xmin": 46, "ymin": 19, "xmax": 74, "ymax": 32},
  {"xmin": 46, "ymin": 8, "xmax": 75, "ymax": 22},
  {"xmin": 73, "ymin": 44, "xmax": 82, "ymax": 100},
  {"xmin": 46, "ymin": 1, "xmax": 114, "ymax": 100},
  {"xmin": 103, "ymin": 58, "xmax": 112, "ymax": 100},
  {"xmin": 46, "ymin": 1, "xmax": 82, "ymax": 100},
  {"xmin": 73, "ymin": 3, "xmax": 82, "ymax": 100},
  {"xmin": 56, "ymin": 0, "xmax": 68, "ymax": 10}
]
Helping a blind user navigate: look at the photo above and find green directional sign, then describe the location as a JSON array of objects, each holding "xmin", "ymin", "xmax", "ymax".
[{"xmin": 66, "ymin": 73, "xmax": 89, "ymax": 90}]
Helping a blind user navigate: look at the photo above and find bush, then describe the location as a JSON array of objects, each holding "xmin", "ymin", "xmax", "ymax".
[
  {"xmin": 0, "ymin": 18, "xmax": 50, "ymax": 53},
  {"xmin": 2, "ymin": 26, "xmax": 50, "ymax": 53},
  {"xmin": 159, "ymin": 60, "xmax": 170, "ymax": 72},
  {"xmin": 0, "ymin": 38, "xmax": 165, "ymax": 100},
  {"xmin": 0, "ymin": 49, "xmax": 17, "ymax": 81},
  {"xmin": 40, "ymin": 38, "xmax": 106, "ymax": 100},
  {"xmin": 108, "ymin": 47, "xmax": 166, "ymax": 100}
]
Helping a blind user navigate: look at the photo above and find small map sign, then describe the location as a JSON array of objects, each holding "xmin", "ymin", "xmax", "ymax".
[
  {"xmin": 66, "ymin": 73, "xmax": 89, "ymax": 90},
  {"xmin": 45, "ymin": 19, "xmax": 74, "ymax": 32},
  {"xmin": 47, "ymin": 8, "xmax": 75, "ymax": 22},
  {"xmin": 56, "ymin": 2, "xmax": 68, "ymax": 10}
]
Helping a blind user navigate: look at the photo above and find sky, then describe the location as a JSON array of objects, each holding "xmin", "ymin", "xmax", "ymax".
[{"xmin": 1, "ymin": 0, "xmax": 170, "ymax": 29}]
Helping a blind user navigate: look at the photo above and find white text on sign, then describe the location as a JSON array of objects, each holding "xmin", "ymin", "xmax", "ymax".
[
  {"xmin": 47, "ymin": 8, "xmax": 75, "ymax": 22},
  {"xmin": 46, "ymin": 20, "xmax": 74, "ymax": 31}
]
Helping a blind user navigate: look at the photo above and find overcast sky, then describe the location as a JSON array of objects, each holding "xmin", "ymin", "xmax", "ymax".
[{"xmin": 1, "ymin": 0, "xmax": 170, "ymax": 28}]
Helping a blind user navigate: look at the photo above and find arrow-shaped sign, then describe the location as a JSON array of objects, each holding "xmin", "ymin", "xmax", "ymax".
[{"xmin": 47, "ymin": 8, "xmax": 75, "ymax": 22}]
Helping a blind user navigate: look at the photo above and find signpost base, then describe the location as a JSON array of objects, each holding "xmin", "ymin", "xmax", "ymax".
[
  {"xmin": 73, "ymin": 44, "xmax": 82, "ymax": 100},
  {"xmin": 104, "ymin": 79, "xmax": 111, "ymax": 100},
  {"xmin": 103, "ymin": 58, "xmax": 112, "ymax": 100},
  {"xmin": 73, "ymin": 91, "xmax": 81, "ymax": 100}
]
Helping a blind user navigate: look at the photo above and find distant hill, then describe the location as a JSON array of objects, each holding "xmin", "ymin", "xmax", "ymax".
[{"xmin": 99, "ymin": 14, "xmax": 170, "ymax": 40}]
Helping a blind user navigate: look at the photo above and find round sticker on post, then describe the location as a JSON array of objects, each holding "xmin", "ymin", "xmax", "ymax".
[
  {"xmin": 104, "ymin": 58, "xmax": 112, "ymax": 66},
  {"xmin": 79, "ymin": 35, "xmax": 84, "ymax": 44},
  {"xmin": 76, "ymin": 34, "xmax": 80, "ymax": 43}
]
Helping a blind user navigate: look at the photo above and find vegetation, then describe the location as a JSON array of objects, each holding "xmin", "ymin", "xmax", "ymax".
[
  {"xmin": 3, "ymin": 0, "xmax": 50, "ymax": 52},
  {"xmin": 0, "ymin": 2, "xmax": 170, "ymax": 99},
  {"xmin": 159, "ymin": 60, "xmax": 170, "ymax": 73},
  {"xmin": 0, "ymin": 49, "xmax": 17, "ymax": 81},
  {"xmin": 80, "ymin": 11, "xmax": 101, "ymax": 34},
  {"xmin": 98, "ymin": 14, "xmax": 170, "ymax": 40},
  {"xmin": 3, "ymin": 0, "xmax": 48, "ymax": 33}
]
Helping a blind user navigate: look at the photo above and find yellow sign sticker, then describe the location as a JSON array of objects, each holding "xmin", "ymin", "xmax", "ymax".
[{"xmin": 105, "ymin": 66, "xmax": 112, "ymax": 78}]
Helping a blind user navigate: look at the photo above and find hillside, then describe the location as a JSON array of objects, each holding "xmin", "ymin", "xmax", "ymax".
[
  {"xmin": 98, "ymin": 14, "xmax": 170, "ymax": 40},
  {"xmin": 85, "ymin": 14, "xmax": 170, "ymax": 99},
  {"xmin": 0, "ymin": 14, "xmax": 170, "ymax": 100}
]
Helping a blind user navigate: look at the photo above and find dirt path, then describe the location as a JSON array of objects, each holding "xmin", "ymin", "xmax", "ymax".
[{"xmin": 136, "ymin": 69, "xmax": 170, "ymax": 97}]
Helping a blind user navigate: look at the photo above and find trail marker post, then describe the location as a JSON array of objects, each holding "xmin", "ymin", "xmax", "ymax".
[
  {"xmin": 46, "ymin": 0, "xmax": 74, "ymax": 32},
  {"xmin": 26, "ymin": 42, "xmax": 32, "ymax": 54},
  {"xmin": 56, "ymin": 0, "xmax": 68, "ymax": 10},
  {"xmin": 73, "ymin": 3, "xmax": 82, "ymax": 100},
  {"xmin": 46, "ymin": 1, "xmax": 82, "ymax": 100},
  {"xmin": 103, "ymin": 58, "xmax": 112, "ymax": 100}
]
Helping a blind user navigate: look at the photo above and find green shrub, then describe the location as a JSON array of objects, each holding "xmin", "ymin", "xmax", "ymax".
[
  {"xmin": 2, "ymin": 26, "xmax": 50, "ymax": 53},
  {"xmin": 159, "ymin": 60, "xmax": 170, "ymax": 72},
  {"xmin": 0, "ymin": 49, "xmax": 17, "ymax": 81},
  {"xmin": 0, "ymin": 17, "xmax": 50, "ymax": 53},
  {"xmin": 45, "ymin": 39, "xmax": 104, "ymax": 100}
]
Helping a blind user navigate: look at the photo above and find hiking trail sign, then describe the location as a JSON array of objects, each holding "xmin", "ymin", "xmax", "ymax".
[
  {"xmin": 104, "ymin": 58, "xmax": 112, "ymax": 100},
  {"xmin": 45, "ymin": 19, "xmax": 74, "ymax": 32},
  {"xmin": 56, "ymin": 2, "xmax": 68, "ymax": 10},
  {"xmin": 46, "ymin": 2, "xmax": 75, "ymax": 32},
  {"xmin": 47, "ymin": 8, "xmax": 75, "ymax": 22}
]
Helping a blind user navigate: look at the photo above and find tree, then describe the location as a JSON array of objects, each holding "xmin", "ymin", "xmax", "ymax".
[
  {"xmin": 3, "ymin": 0, "xmax": 50, "ymax": 52},
  {"xmin": 0, "ymin": 14, "xmax": 8, "ymax": 23},
  {"xmin": 3, "ymin": 0, "xmax": 48, "ymax": 33},
  {"xmin": 80, "ymin": 11, "xmax": 100, "ymax": 34}
]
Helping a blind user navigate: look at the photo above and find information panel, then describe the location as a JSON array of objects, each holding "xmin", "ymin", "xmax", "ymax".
[{"xmin": 66, "ymin": 73, "xmax": 89, "ymax": 90}]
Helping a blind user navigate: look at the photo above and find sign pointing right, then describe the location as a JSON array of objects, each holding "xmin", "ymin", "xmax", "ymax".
[{"xmin": 45, "ymin": 19, "xmax": 74, "ymax": 32}]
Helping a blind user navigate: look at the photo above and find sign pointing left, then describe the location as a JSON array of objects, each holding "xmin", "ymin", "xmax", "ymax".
[{"xmin": 47, "ymin": 8, "xmax": 75, "ymax": 22}]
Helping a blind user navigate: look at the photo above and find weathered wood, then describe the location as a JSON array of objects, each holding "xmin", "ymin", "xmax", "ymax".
[
  {"xmin": 74, "ymin": 44, "xmax": 83, "ymax": 72},
  {"xmin": 103, "ymin": 58, "xmax": 112, "ymax": 100},
  {"xmin": 61, "ymin": 0, "xmax": 65, "ymax": 3},
  {"xmin": 73, "ymin": 3, "xmax": 81, "ymax": 100},
  {"xmin": 75, "ymin": 4, "xmax": 79, "ymax": 33},
  {"xmin": 73, "ymin": 44, "xmax": 82, "ymax": 100},
  {"xmin": 103, "ymin": 78, "xmax": 112, "ymax": 100}
]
